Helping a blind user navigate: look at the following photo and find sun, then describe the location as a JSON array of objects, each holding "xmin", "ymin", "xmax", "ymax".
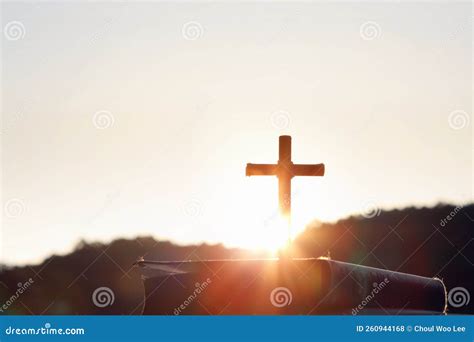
[{"xmin": 256, "ymin": 215, "xmax": 292, "ymax": 255}]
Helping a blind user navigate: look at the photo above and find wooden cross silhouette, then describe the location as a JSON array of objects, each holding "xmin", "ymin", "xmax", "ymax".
[{"xmin": 246, "ymin": 135, "xmax": 325, "ymax": 225}]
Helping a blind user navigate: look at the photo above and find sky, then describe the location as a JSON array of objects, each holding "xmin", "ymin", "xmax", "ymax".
[{"xmin": 1, "ymin": 1, "xmax": 472, "ymax": 265}]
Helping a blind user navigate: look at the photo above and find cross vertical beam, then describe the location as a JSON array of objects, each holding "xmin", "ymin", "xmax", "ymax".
[{"xmin": 278, "ymin": 135, "xmax": 292, "ymax": 220}]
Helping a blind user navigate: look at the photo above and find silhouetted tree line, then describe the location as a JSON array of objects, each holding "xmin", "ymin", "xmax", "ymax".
[{"xmin": 0, "ymin": 203, "xmax": 472, "ymax": 315}]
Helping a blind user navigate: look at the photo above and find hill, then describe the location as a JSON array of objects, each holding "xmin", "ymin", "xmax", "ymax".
[{"xmin": 0, "ymin": 203, "xmax": 472, "ymax": 315}]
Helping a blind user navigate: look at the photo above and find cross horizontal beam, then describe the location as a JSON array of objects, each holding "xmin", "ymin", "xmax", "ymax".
[
  {"xmin": 246, "ymin": 163, "xmax": 325, "ymax": 177},
  {"xmin": 246, "ymin": 163, "xmax": 276, "ymax": 176},
  {"xmin": 292, "ymin": 164, "xmax": 325, "ymax": 177}
]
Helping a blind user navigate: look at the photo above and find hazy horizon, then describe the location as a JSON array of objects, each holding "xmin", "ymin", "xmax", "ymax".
[
  {"xmin": 3, "ymin": 200, "xmax": 472, "ymax": 267},
  {"xmin": 2, "ymin": 1, "xmax": 472, "ymax": 265}
]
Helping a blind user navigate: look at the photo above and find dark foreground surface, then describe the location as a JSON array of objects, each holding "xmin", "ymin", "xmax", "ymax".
[{"xmin": 138, "ymin": 258, "xmax": 446, "ymax": 315}]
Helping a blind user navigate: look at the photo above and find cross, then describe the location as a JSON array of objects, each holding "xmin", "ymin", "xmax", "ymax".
[{"xmin": 246, "ymin": 135, "xmax": 325, "ymax": 231}]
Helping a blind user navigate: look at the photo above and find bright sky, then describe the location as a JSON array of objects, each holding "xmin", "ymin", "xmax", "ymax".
[{"xmin": 1, "ymin": 1, "xmax": 472, "ymax": 265}]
